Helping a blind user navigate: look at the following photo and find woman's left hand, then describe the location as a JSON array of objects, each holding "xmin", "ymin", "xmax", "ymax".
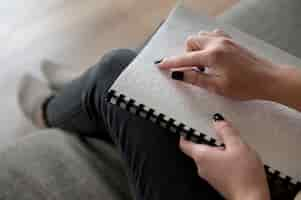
[
  {"xmin": 180, "ymin": 114, "xmax": 270, "ymax": 200},
  {"xmin": 158, "ymin": 30, "xmax": 280, "ymax": 101}
]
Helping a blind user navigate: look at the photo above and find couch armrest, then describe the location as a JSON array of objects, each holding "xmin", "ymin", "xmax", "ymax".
[{"xmin": 0, "ymin": 129, "xmax": 132, "ymax": 200}]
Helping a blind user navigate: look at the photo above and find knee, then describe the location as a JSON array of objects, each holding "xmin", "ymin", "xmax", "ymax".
[
  {"xmin": 102, "ymin": 49, "xmax": 137, "ymax": 66},
  {"xmin": 90, "ymin": 48, "xmax": 137, "ymax": 82},
  {"xmin": 83, "ymin": 48, "xmax": 137, "ymax": 103},
  {"xmin": 97, "ymin": 49, "xmax": 137, "ymax": 71}
]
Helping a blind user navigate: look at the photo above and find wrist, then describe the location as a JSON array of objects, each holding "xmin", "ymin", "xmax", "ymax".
[
  {"xmin": 232, "ymin": 180, "xmax": 271, "ymax": 200},
  {"xmin": 233, "ymin": 190, "xmax": 270, "ymax": 200},
  {"xmin": 252, "ymin": 62, "xmax": 281, "ymax": 101},
  {"xmin": 264, "ymin": 65, "xmax": 301, "ymax": 111},
  {"xmin": 261, "ymin": 65, "xmax": 284, "ymax": 101}
]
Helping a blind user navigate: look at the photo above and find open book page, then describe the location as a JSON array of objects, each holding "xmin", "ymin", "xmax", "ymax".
[{"xmin": 110, "ymin": 4, "xmax": 301, "ymax": 181}]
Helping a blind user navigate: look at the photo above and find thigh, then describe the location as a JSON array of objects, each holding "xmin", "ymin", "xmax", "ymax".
[
  {"xmin": 47, "ymin": 48, "xmax": 223, "ymax": 200},
  {"xmin": 100, "ymin": 96, "xmax": 223, "ymax": 200},
  {"xmin": 218, "ymin": 0, "xmax": 301, "ymax": 58}
]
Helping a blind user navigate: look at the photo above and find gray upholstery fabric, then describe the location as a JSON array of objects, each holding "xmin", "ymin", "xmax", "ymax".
[
  {"xmin": 217, "ymin": 0, "xmax": 301, "ymax": 59},
  {"xmin": 3, "ymin": 1, "xmax": 301, "ymax": 199},
  {"xmin": 0, "ymin": 129, "xmax": 132, "ymax": 200}
]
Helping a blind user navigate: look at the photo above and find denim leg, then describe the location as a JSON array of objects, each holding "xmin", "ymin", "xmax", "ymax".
[
  {"xmin": 102, "ymin": 104, "xmax": 223, "ymax": 200},
  {"xmin": 46, "ymin": 49, "xmax": 138, "ymax": 141},
  {"xmin": 46, "ymin": 48, "xmax": 223, "ymax": 200}
]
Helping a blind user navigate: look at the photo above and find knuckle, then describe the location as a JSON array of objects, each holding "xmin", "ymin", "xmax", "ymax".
[
  {"xmin": 216, "ymin": 121, "xmax": 232, "ymax": 132},
  {"xmin": 195, "ymin": 153, "xmax": 205, "ymax": 162},
  {"xmin": 219, "ymin": 78, "xmax": 232, "ymax": 92},
  {"xmin": 194, "ymin": 150, "xmax": 206, "ymax": 162},
  {"xmin": 213, "ymin": 28, "xmax": 222, "ymax": 33},
  {"xmin": 218, "ymin": 38, "xmax": 234, "ymax": 47},
  {"xmin": 207, "ymin": 83, "xmax": 222, "ymax": 94},
  {"xmin": 195, "ymin": 74, "xmax": 205, "ymax": 86},
  {"xmin": 232, "ymin": 141, "xmax": 249, "ymax": 154},
  {"xmin": 231, "ymin": 149, "xmax": 245, "ymax": 160},
  {"xmin": 206, "ymin": 84, "xmax": 217, "ymax": 94},
  {"xmin": 242, "ymin": 142, "xmax": 253, "ymax": 153},
  {"xmin": 207, "ymin": 50, "xmax": 219, "ymax": 64},
  {"xmin": 172, "ymin": 59, "xmax": 179, "ymax": 66},
  {"xmin": 207, "ymin": 38, "xmax": 235, "ymax": 64},
  {"xmin": 213, "ymin": 29, "xmax": 224, "ymax": 35},
  {"xmin": 199, "ymin": 31, "xmax": 209, "ymax": 36},
  {"xmin": 185, "ymin": 35, "xmax": 197, "ymax": 46},
  {"xmin": 208, "ymin": 46, "xmax": 227, "ymax": 63},
  {"xmin": 169, "ymin": 57, "xmax": 180, "ymax": 66},
  {"xmin": 195, "ymin": 157, "xmax": 204, "ymax": 166},
  {"xmin": 214, "ymin": 29, "xmax": 231, "ymax": 38}
]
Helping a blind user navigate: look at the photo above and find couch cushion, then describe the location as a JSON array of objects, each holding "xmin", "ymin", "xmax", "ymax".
[
  {"xmin": 217, "ymin": 0, "xmax": 301, "ymax": 59},
  {"xmin": 0, "ymin": 129, "xmax": 132, "ymax": 200}
]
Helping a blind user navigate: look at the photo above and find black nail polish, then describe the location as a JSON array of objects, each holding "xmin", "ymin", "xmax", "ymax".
[
  {"xmin": 154, "ymin": 58, "xmax": 163, "ymax": 64},
  {"xmin": 171, "ymin": 71, "xmax": 184, "ymax": 81},
  {"xmin": 192, "ymin": 66, "xmax": 205, "ymax": 73},
  {"xmin": 213, "ymin": 113, "xmax": 224, "ymax": 121},
  {"xmin": 198, "ymin": 67, "xmax": 205, "ymax": 72}
]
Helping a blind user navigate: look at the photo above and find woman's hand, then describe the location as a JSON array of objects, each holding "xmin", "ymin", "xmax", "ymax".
[
  {"xmin": 158, "ymin": 30, "xmax": 280, "ymax": 101},
  {"xmin": 180, "ymin": 113, "xmax": 270, "ymax": 200}
]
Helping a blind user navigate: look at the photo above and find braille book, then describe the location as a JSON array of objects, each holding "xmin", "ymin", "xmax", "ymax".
[{"xmin": 107, "ymin": 3, "xmax": 301, "ymax": 199}]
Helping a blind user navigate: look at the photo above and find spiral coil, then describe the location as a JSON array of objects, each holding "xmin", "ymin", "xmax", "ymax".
[{"xmin": 107, "ymin": 89, "xmax": 301, "ymax": 199}]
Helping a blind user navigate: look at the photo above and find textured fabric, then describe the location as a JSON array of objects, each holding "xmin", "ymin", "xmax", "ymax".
[
  {"xmin": 217, "ymin": 0, "xmax": 301, "ymax": 59},
  {"xmin": 0, "ymin": 129, "xmax": 132, "ymax": 200},
  {"xmin": 7, "ymin": 1, "xmax": 301, "ymax": 199}
]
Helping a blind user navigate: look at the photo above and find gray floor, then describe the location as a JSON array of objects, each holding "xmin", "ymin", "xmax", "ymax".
[{"xmin": 0, "ymin": 0, "xmax": 237, "ymax": 148}]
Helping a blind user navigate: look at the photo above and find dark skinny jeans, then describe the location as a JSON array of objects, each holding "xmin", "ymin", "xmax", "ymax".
[{"xmin": 45, "ymin": 49, "xmax": 223, "ymax": 200}]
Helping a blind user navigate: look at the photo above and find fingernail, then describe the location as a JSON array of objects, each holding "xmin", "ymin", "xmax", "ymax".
[
  {"xmin": 192, "ymin": 66, "xmax": 205, "ymax": 73},
  {"xmin": 198, "ymin": 67, "xmax": 205, "ymax": 72},
  {"xmin": 213, "ymin": 113, "xmax": 224, "ymax": 121},
  {"xmin": 171, "ymin": 71, "xmax": 184, "ymax": 81},
  {"xmin": 154, "ymin": 58, "xmax": 163, "ymax": 65}
]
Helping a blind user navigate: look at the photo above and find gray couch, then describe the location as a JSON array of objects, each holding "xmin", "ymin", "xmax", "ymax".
[
  {"xmin": 0, "ymin": 130, "xmax": 131, "ymax": 200},
  {"xmin": 3, "ymin": 0, "xmax": 301, "ymax": 199}
]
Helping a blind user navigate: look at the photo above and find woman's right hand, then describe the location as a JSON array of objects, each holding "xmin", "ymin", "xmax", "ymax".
[
  {"xmin": 158, "ymin": 30, "xmax": 281, "ymax": 101},
  {"xmin": 180, "ymin": 114, "xmax": 270, "ymax": 200}
]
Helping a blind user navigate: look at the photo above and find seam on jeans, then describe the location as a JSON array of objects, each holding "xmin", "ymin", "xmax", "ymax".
[{"xmin": 50, "ymin": 108, "xmax": 83, "ymax": 127}]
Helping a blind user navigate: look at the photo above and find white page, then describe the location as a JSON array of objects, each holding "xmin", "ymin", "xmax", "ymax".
[{"xmin": 110, "ymin": 4, "xmax": 301, "ymax": 181}]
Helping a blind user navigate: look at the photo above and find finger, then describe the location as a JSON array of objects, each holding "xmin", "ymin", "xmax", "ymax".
[
  {"xmin": 212, "ymin": 113, "xmax": 242, "ymax": 148},
  {"xmin": 198, "ymin": 31, "xmax": 211, "ymax": 36},
  {"xmin": 159, "ymin": 51, "xmax": 209, "ymax": 69},
  {"xmin": 199, "ymin": 29, "xmax": 231, "ymax": 39},
  {"xmin": 212, "ymin": 29, "xmax": 231, "ymax": 38},
  {"xmin": 186, "ymin": 35, "xmax": 210, "ymax": 52},
  {"xmin": 186, "ymin": 35, "xmax": 201, "ymax": 52},
  {"xmin": 171, "ymin": 69, "xmax": 217, "ymax": 90},
  {"xmin": 179, "ymin": 137, "xmax": 214, "ymax": 161}
]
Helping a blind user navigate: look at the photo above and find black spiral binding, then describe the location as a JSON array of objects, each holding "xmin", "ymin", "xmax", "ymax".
[{"xmin": 107, "ymin": 90, "xmax": 301, "ymax": 199}]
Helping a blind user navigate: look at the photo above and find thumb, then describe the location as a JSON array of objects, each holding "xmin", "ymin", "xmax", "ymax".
[
  {"xmin": 213, "ymin": 113, "xmax": 242, "ymax": 148},
  {"xmin": 179, "ymin": 137, "xmax": 214, "ymax": 161},
  {"xmin": 159, "ymin": 51, "xmax": 209, "ymax": 69}
]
